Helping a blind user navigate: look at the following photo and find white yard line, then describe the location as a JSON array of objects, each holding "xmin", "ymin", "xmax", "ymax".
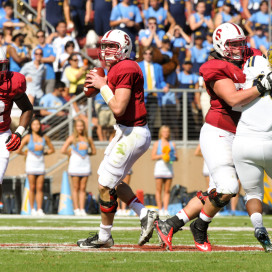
[{"xmin": 0, "ymin": 226, "xmax": 271, "ymax": 231}]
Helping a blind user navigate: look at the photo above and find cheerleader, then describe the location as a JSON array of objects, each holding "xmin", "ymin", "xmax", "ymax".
[
  {"xmin": 151, "ymin": 125, "xmax": 178, "ymax": 216},
  {"xmin": 17, "ymin": 118, "xmax": 55, "ymax": 216},
  {"xmin": 61, "ymin": 119, "xmax": 96, "ymax": 216}
]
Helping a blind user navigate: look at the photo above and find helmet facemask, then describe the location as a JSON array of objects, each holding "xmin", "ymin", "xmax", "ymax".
[
  {"xmin": 99, "ymin": 41, "xmax": 123, "ymax": 64},
  {"xmin": 224, "ymin": 37, "xmax": 247, "ymax": 61}
]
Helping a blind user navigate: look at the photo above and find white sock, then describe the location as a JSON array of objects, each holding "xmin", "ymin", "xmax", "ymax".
[
  {"xmin": 199, "ymin": 209, "xmax": 213, "ymax": 223},
  {"xmin": 98, "ymin": 223, "xmax": 112, "ymax": 242},
  {"xmin": 250, "ymin": 212, "xmax": 263, "ymax": 229},
  {"xmin": 176, "ymin": 209, "xmax": 190, "ymax": 224},
  {"xmin": 128, "ymin": 197, "xmax": 146, "ymax": 219}
]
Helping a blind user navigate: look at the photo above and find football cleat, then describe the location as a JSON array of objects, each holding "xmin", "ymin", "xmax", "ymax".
[
  {"xmin": 254, "ymin": 227, "xmax": 272, "ymax": 252},
  {"xmin": 190, "ymin": 219, "xmax": 211, "ymax": 252},
  {"xmin": 77, "ymin": 233, "xmax": 114, "ymax": 248},
  {"xmin": 138, "ymin": 210, "xmax": 159, "ymax": 246},
  {"xmin": 154, "ymin": 219, "xmax": 174, "ymax": 251}
]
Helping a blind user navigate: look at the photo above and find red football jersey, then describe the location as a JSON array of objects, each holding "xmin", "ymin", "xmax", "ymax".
[
  {"xmin": 199, "ymin": 49, "xmax": 262, "ymax": 133},
  {"xmin": 0, "ymin": 72, "xmax": 26, "ymax": 132},
  {"xmin": 107, "ymin": 59, "xmax": 147, "ymax": 127}
]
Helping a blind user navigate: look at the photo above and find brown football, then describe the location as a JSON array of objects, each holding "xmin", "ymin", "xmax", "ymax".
[{"xmin": 84, "ymin": 67, "xmax": 105, "ymax": 98}]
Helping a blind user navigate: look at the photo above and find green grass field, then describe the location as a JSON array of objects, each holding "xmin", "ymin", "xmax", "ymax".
[{"xmin": 0, "ymin": 215, "xmax": 271, "ymax": 272}]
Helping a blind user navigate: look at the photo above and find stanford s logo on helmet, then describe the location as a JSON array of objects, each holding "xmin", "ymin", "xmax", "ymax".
[
  {"xmin": 213, "ymin": 23, "xmax": 247, "ymax": 61},
  {"xmin": 99, "ymin": 29, "xmax": 132, "ymax": 63}
]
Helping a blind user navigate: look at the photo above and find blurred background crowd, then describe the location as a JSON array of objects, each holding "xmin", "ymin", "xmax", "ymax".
[{"xmin": 1, "ymin": 0, "xmax": 271, "ymax": 142}]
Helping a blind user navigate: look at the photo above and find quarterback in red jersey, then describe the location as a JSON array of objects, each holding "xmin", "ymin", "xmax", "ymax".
[
  {"xmin": 77, "ymin": 29, "xmax": 158, "ymax": 248},
  {"xmin": 154, "ymin": 23, "xmax": 272, "ymax": 252},
  {"xmin": 0, "ymin": 48, "xmax": 33, "ymax": 206}
]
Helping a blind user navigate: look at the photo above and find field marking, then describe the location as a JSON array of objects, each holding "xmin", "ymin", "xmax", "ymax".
[
  {"xmin": 0, "ymin": 243, "xmax": 264, "ymax": 252},
  {"xmin": 0, "ymin": 226, "xmax": 271, "ymax": 232}
]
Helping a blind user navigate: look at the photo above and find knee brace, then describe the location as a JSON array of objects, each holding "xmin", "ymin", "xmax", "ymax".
[
  {"xmin": 99, "ymin": 189, "xmax": 118, "ymax": 213},
  {"xmin": 196, "ymin": 191, "xmax": 209, "ymax": 205},
  {"xmin": 208, "ymin": 188, "xmax": 232, "ymax": 208}
]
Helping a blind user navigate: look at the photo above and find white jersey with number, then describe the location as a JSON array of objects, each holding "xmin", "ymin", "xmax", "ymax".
[{"xmin": 237, "ymin": 55, "xmax": 272, "ymax": 138}]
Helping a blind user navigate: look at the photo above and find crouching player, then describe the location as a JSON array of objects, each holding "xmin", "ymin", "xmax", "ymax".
[
  {"xmin": 77, "ymin": 29, "xmax": 158, "ymax": 248},
  {"xmin": 232, "ymin": 52, "xmax": 272, "ymax": 252}
]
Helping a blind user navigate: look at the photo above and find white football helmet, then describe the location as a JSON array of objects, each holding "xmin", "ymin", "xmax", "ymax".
[
  {"xmin": 0, "ymin": 47, "xmax": 8, "ymax": 74},
  {"xmin": 99, "ymin": 29, "xmax": 132, "ymax": 63},
  {"xmin": 213, "ymin": 23, "xmax": 247, "ymax": 61}
]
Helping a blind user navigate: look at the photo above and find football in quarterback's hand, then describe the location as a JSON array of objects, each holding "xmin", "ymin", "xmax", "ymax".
[{"xmin": 84, "ymin": 67, "xmax": 105, "ymax": 98}]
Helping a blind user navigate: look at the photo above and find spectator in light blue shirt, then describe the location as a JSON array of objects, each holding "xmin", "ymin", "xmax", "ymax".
[
  {"xmin": 20, "ymin": 48, "xmax": 46, "ymax": 106},
  {"xmin": 39, "ymin": 81, "xmax": 67, "ymax": 116},
  {"xmin": 0, "ymin": 1, "xmax": 25, "ymax": 29},
  {"xmin": 32, "ymin": 30, "xmax": 56, "ymax": 94}
]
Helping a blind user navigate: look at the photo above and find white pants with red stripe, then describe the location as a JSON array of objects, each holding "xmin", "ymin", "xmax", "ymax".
[{"xmin": 200, "ymin": 123, "xmax": 239, "ymax": 195}]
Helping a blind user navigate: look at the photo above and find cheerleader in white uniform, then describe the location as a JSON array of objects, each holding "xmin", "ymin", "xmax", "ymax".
[
  {"xmin": 17, "ymin": 119, "xmax": 55, "ymax": 216},
  {"xmin": 61, "ymin": 119, "xmax": 96, "ymax": 216},
  {"xmin": 151, "ymin": 126, "xmax": 178, "ymax": 216}
]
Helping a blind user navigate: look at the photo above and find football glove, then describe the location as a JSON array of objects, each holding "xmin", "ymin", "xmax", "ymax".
[
  {"xmin": 256, "ymin": 72, "xmax": 272, "ymax": 94},
  {"xmin": 5, "ymin": 132, "xmax": 22, "ymax": 151}
]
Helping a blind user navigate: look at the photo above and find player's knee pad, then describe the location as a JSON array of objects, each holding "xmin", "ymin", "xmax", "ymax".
[
  {"xmin": 208, "ymin": 188, "xmax": 233, "ymax": 208},
  {"xmin": 196, "ymin": 191, "xmax": 209, "ymax": 205},
  {"xmin": 99, "ymin": 189, "xmax": 118, "ymax": 213}
]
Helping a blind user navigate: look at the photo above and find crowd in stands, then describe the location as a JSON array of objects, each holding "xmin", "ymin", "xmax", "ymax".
[{"xmin": 0, "ymin": 0, "xmax": 271, "ymax": 141}]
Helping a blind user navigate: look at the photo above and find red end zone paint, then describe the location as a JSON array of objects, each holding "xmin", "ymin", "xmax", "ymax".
[{"xmin": 0, "ymin": 243, "xmax": 263, "ymax": 252}]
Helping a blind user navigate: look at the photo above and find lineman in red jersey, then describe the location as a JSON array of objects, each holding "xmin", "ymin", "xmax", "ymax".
[
  {"xmin": 0, "ymin": 48, "xmax": 33, "ymax": 205},
  {"xmin": 77, "ymin": 29, "xmax": 158, "ymax": 248},
  {"xmin": 154, "ymin": 23, "xmax": 272, "ymax": 251}
]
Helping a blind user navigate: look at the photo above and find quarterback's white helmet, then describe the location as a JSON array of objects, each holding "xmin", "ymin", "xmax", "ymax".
[
  {"xmin": 99, "ymin": 29, "xmax": 132, "ymax": 63},
  {"xmin": 213, "ymin": 23, "xmax": 247, "ymax": 61},
  {"xmin": 0, "ymin": 47, "xmax": 8, "ymax": 74}
]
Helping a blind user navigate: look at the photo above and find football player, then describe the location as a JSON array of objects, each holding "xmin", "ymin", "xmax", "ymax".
[
  {"xmin": 0, "ymin": 48, "xmax": 33, "ymax": 207},
  {"xmin": 77, "ymin": 29, "xmax": 158, "ymax": 248},
  {"xmin": 232, "ymin": 52, "xmax": 272, "ymax": 252},
  {"xmin": 154, "ymin": 23, "xmax": 272, "ymax": 251}
]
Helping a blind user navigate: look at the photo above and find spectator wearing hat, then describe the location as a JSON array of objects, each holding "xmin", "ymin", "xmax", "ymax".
[
  {"xmin": 249, "ymin": 24, "xmax": 266, "ymax": 50},
  {"xmin": 160, "ymin": 35, "xmax": 178, "ymax": 86},
  {"xmin": 244, "ymin": 1, "xmax": 271, "ymax": 37},
  {"xmin": 186, "ymin": 32, "xmax": 208, "ymax": 74},
  {"xmin": 143, "ymin": 0, "xmax": 175, "ymax": 32},
  {"xmin": 188, "ymin": 0, "xmax": 214, "ymax": 35},
  {"xmin": 139, "ymin": 16, "xmax": 165, "ymax": 49},
  {"xmin": 32, "ymin": 30, "xmax": 56, "ymax": 94},
  {"xmin": 214, "ymin": 0, "xmax": 241, "ymax": 28},
  {"xmin": 9, "ymin": 29, "xmax": 31, "ymax": 72},
  {"xmin": 20, "ymin": 48, "xmax": 46, "ymax": 105},
  {"xmin": 0, "ymin": 1, "xmax": 25, "ymax": 29},
  {"xmin": 203, "ymin": 29, "xmax": 214, "ymax": 53}
]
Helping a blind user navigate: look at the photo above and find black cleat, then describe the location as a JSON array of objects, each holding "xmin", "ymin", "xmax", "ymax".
[{"xmin": 77, "ymin": 233, "xmax": 114, "ymax": 248}]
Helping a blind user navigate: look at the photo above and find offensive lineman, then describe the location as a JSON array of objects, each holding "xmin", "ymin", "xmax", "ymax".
[
  {"xmin": 77, "ymin": 29, "xmax": 158, "ymax": 248},
  {"xmin": 232, "ymin": 53, "xmax": 272, "ymax": 252},
  {"xmin": 154, "ymin": 23, "xmax": 272, "ymax": 251},
  {"xmin": 0, "ymin": 48, "xmax": 33, "ymax": 206}
]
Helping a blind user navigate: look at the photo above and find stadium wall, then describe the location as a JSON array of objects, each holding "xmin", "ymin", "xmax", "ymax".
[{"xmin": 6, "ymin": 147, "xmax": 207, "ymax": 196}]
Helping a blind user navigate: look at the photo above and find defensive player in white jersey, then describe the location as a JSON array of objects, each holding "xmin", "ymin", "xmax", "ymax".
[{"xmin": 232, "ymin": 53, "xmax": 272, "ymax": 252}]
